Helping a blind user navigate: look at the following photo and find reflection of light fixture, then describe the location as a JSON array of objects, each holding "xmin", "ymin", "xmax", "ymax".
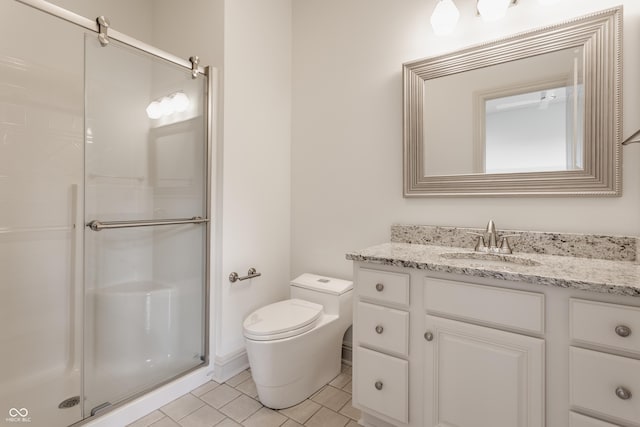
[
  {"xmin": 172, "ymin": 92, "xmax": 190, "ymax": 112},
  {"xmin": 477, "ymin": 0, "xmax": 511, "ymax": 22},
  {"xmin": 146, "ymin": 101, "xmax": 162, "ymax": 119},
  {"xmin": 146, "ymin": 91, "xmax": 190, "ymax": 119},
  {"xmin": 430, "ymin": 0, "xmax": 460, "ymax": 36}
]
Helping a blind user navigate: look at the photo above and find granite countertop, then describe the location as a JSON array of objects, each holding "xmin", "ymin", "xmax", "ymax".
[{"xmin": 346, "ymin": 225, "xmax": 640, "ymax": 297}]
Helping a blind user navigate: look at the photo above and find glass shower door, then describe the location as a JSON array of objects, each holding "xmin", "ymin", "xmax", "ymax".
[{"xmin": 83, "ymin": 36, "xmax": 207, "ymax": 415}]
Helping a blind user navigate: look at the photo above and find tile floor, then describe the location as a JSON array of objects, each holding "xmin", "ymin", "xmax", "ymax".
[{"xmin": 127, "ymin": 364, "xmax": 360, "ymax": 427}]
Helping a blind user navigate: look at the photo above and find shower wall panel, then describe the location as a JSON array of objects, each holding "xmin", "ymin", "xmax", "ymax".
[{"xmin": 0, "ymin": 1, "xmax": 84, "ymax": 426}]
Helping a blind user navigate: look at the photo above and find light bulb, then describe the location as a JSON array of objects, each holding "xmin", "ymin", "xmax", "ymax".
[
  {"xmin": 430, "ymin": 0, "xmax": 460, "ymax": 36},
  {"xmin": 171, "ymin": 92, "xmax": 190, "ymax": 113},
  {"xmin": 159, "ymin": 97, "xmax": 173, "ymax": 116},
  {"xmin": 146, "ymin": 101, "xmax": 162, "ymax": 119},
  {"xmin": 477, "ymin": 0, "xmax": 511, "ymax": 22}
]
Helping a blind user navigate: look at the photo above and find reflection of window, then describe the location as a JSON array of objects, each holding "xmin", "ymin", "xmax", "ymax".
[
  {"xmin": 473, "ymin": 77, "xmax": 584, "ymax": 174},
  {"xmin": 149, "ymin": 118, "xmax": 203, "ymax": 194}
]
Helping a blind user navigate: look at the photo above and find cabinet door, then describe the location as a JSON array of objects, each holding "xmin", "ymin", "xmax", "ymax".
[{"xmin": 424, "ymin": 316, "xmax": 544, "ymax": 427}]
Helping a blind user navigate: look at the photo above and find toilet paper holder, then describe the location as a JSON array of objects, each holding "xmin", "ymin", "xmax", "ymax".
[{"xmin": 229, "ymin": 268, "xmax": 261, "ymax": 283}]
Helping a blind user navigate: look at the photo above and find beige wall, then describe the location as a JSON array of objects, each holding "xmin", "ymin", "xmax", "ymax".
[
  {"xmin": 291, "ymin": 0, "xmax": 640, "ymax": 281},
  {"xmin": 218, "ymin": 0, "xmax": 292, "ymax": 358}
]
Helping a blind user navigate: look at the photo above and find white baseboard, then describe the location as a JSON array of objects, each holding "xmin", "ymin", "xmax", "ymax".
[
  {"xmin": 342, "ymin": 343, "xmax": 353, "ymax": 365},
  {"xmin": 213, "ymin": 348, "xmax": 250, "ymax": 383}
]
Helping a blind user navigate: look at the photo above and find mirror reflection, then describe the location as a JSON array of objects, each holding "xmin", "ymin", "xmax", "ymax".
[{"xmin": 422, "ymin": 47, "xmax": 584, "ymax": 176}]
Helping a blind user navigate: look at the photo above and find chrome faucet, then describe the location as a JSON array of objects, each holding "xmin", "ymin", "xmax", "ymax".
[{"xmin": 468, "ymin": 220, "xmax": 518, "ymax": 254}]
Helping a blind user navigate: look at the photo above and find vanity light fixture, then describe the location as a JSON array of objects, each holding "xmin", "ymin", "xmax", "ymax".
[
  {"xmin": 477, "ymin": 0, "xmax": 512, "ymax": 22},
  {"xmin": 430, "ymin": 0, "xmax": 460, "ymax": 36},
  {"xmin": 431, "ymin": 0, "xmax": 559, "ymax": 35},
  {"xmin": 146, "ymin": 91, "xmax": 190, "ymax": 119}
]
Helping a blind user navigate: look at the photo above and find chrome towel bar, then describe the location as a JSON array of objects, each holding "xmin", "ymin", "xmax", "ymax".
[{"xmin": 86, "ymin": 216, "xmax": 208, "ymax": 231}]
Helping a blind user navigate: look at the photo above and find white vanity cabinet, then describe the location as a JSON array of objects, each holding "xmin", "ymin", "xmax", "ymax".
[
  {"xmin": 569, "ymin": 299, "xmax": 640, "ymax": 427},
  {"xmin": 353, "ymin": 268, "xmax": 410, "ymax": 425},
  {"xmin": 423, "ymin": 278, "xmax": 545, "ymax": 427},
  {"xmin": 351, "ymin": 262, "xmax": 640, "ymax": 427}
]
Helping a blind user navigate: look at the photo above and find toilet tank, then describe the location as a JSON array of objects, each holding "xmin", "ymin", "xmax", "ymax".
[{"xmin": 290, "ymin": 273, "xmax": 353, "ymax": 316}]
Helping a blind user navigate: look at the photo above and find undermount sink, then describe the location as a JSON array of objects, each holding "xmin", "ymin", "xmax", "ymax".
[{"xmin": 439, "ymin": 252, "xmax": 541, "ymax": 267}]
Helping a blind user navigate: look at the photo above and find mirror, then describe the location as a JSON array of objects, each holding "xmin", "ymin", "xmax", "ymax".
[{"xmin": 403, "ymin": 7, "xmax": 621, "ymax": 197}]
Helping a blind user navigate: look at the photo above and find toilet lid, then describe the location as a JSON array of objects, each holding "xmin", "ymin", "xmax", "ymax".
[{"xmin": 243, "ymin": 299, "xmax": 323, "ymax": 341}]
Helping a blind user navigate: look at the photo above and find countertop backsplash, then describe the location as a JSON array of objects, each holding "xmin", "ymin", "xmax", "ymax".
[{"xmin": 390, "ymin": 224, "xmax": 637, "ymax": 262}]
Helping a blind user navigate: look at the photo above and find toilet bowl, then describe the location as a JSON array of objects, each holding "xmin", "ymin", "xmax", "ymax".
[{"xmin": 243, "ymin": 273, "xmax": 353, "ymax": 409}]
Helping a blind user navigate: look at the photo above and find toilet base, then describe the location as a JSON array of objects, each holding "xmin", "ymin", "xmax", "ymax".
[{"xmin": 245, "ymin": 315, "xmax": 344, "ymax": 409}]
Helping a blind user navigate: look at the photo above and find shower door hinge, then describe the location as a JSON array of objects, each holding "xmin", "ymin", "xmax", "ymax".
[
  {"xmin": 189, "ymin": 56, "xmax": 200, "ymax": 79},
  {"xmin": 96, "ymin": 16, "xmax": 110, "ymax": 47}
]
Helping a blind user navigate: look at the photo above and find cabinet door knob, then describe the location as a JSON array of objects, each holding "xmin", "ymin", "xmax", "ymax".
[
  {"xmin": 616, "ymin": 386, "xmax": 632, "ymax": 400},
  {"xmin": 615, "ymin": 325, "xmax": 632, "ymax": 337},
  {"xmin": 424, "ymin": 331, "xmax": 434, "ymax": 341},
  {"xmin": 375, "ymin": 283, "xmax": 384, "ymax": 292},
  {"xmin": 375, "ymin": 381, "xmax": 383, "ymax": 390},
  {"xmin": 375, "ymin": 325, "xmax": 384, "ymax": 334}
]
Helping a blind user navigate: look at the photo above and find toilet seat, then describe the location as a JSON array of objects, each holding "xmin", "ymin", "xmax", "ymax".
[{"xmin": 243, "ymin": 298, "xmax": 323, "ymax": 341}]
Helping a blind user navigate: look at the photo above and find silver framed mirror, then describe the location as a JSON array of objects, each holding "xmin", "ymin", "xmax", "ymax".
[{"xmin": 403, "ymin": 7, "xmax": 621, "ymax": 197}]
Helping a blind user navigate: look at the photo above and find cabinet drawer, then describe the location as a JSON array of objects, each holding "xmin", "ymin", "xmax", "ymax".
[
  {"xmin": 570, "ymin": 347, "xmax": 640, "ymax": 426},
  {"xmin": 354, "ymin": 346, "xmax": 408, "ymax": 423},
  {"xmin": 357, "ymin": 301, "xmax": 409, "ymax": 356},
  {"xmin": 571, "ymin": 299, "xmax": 640, "ymax": 356},
  {"xmin": 570, "ymin": 412, "xmax": 621, "ymax": 427},
  {"xmin": 358, "ymin": 268, "xmax": 409, "ymax": 306},
  {"xmin": 424, "ymin": 277, "xmax": 545, "ymax": 334}
]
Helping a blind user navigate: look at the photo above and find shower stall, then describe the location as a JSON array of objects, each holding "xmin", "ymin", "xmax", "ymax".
[{"xmin": 0, "ymin": 1, "xmax": 212, "ymax": 426}]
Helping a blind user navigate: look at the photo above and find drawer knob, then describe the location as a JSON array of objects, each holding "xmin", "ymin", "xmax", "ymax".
[
  {"xmin": 375, "ymin": 283, "xmax": 384, "ymax": 292},
  {"xmin": 615, "ymin": 325, "xmax": 632, "ymax": 338},
  {"xmin": 375, "ymin": 325, "xmax": 384, "ymax": 334},
  {"xmin": 375, "ymin": 381, "xmax": 383, "ymax": 390},
  {"xmin": 424, "ymin": 331, "xmax": 434, "ymax": 341},
  {"xmin": 616, "ymin": 386, "xmax": 632, "ymax": 400}
]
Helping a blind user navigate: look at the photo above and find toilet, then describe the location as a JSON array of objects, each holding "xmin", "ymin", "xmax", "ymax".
[{"xmin": 243, "ymin": 273, "xmax": 353, "ymax": 409}]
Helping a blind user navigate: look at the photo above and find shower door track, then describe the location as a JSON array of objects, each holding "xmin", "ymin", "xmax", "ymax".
[{"xmin": 14, "ymin": 0, "xmax": 206, "ymax": 76}]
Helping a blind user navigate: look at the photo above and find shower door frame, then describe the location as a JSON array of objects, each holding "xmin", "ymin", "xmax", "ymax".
[{"xmin": 12, "ymin": 0, "xmax": 215, "ymax": 424}]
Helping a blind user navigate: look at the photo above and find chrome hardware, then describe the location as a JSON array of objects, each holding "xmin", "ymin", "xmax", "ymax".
[
  {"xmin": 229, "ymin": 268, "xmax": 261, "ymax": 283},
  {"xmin": 467, "ymin": 231, "xmax": 486, "ymax": 252},
  {"xmin": 498, "ymin": 234, "xmax": 520, "ymax": 254},
  {"xmin": 485, "ymin": 219, "xmax": 498, "ymax": 249},
  {"xmin": 375, "ymin": 381, "xmax": 383, "ymax": 390},
  {"xmin": 615, "ymin": 386, "xmax": 632, "ymax": 400},
  {"xmin": 470, "ymin": 220, "xmax": 519, "ymax": 254},
  {"xmin": 615, "ymin": 325, "xmax": 632, "ymax": 338},
  {"xmin": 87, "ymin": 216, "xmax": 208, "ymax": 231},
  {"xmin": 424, "ymin": 331, "xmax": 434, "ymax": 341},
  {"xmin": 375, "ymin": 283, "xmax": 384, "ymax": 292},
  {"xmin": 96, "ymin": 16, "xmax": 110, "ymax": 46},
  {"xmin": 189, "ymin": 56, "xmax": 200, "ymax": 79},
  {"xmin": 375, "ymin": 325, "xmax": 384, "ymax": 334}
]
